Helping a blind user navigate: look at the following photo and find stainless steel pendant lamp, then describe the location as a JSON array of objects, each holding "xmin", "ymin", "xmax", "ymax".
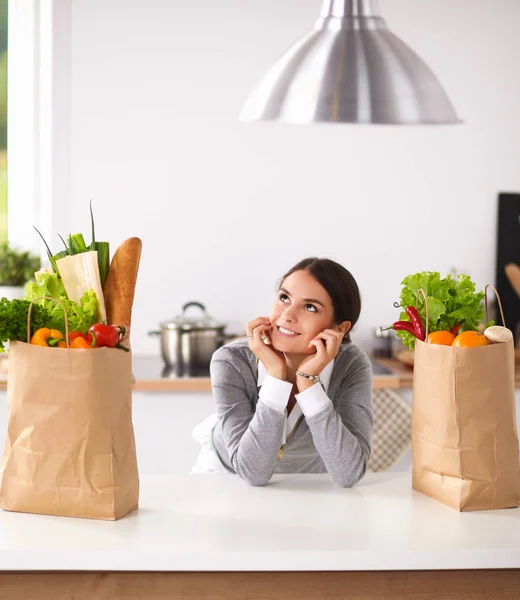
[{"xmin": 239, "ymin": 0, "xmax": 460, "ymax": 125}]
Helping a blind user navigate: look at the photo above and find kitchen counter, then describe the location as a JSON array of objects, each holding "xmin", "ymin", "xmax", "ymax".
[
  {"xmin": 2, "ymin": 471, "xmax": 519, "ymax": 572},
  {"xmin": 129, "ymin": 355, "xmax": 405, "ymax": 392},
  {"xmin": 0, "ymin": 472, "xmax": 519, "ymax": 599}
]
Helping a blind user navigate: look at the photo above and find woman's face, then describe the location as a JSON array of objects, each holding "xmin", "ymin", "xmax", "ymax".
[{"xmin": 269, "ymin": 269, "xmax": 347, "ymax": 355}]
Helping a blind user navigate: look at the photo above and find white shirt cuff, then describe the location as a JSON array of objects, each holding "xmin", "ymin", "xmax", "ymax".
[
  {"xmin": 295, "ymin": 383, "xmax": 332, "ymax": 418},
  {"xmin": 259, "ymin": 374, "xmax": 292, "ymax": 414}
]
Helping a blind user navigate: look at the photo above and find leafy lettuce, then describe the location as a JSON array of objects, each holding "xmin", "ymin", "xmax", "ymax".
[
  {"xmin": 396, "ymin": 272, "xmax": 485, "ymax": 349},
  {"xmin": 24, "ymin": 270, "xmax": 98, "ymax": 334}
]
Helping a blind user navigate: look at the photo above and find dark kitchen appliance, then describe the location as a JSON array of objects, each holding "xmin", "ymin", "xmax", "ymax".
[{"xmin": 495, "ymin": 193, "xmax": 520, "ymax": 344}]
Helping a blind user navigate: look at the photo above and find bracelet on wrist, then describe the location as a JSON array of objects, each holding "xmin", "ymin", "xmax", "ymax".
[{"xmin": 295, "ymin": 370, "xmax": 320, "ymax": 384}]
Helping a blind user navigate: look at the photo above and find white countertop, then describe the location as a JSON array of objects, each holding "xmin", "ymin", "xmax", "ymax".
[{"xmin": 0, "ymin": 472, "xmax": 519, "ymax": 572}]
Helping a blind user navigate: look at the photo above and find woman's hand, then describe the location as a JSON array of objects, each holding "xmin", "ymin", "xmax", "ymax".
[
  {"xmin": 246, "ymin": 317, "xmax": 287, "ymax": 381},
  {"xmin": 296, "ymin": 329, "xmax": 344, "ymax": 392}
]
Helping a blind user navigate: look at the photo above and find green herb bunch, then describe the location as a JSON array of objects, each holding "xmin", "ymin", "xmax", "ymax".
[{"xmin": 0, "ymin": 298, "xmax": 48, "ymax": 351}]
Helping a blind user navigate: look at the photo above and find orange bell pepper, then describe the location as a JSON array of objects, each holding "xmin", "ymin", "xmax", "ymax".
[
  {"xmin": 70, "ymin": 336, "xmax": 94, "ymax": 350},
  {"xmin": 30, "ymin": 328, "xmax": 66, "ymax": 347}
]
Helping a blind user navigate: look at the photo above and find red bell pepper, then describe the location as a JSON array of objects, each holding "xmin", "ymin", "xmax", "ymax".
[
  {"xmin": 88, "ymin": 324, "xmax": 129, "ymax": 352},
  {"xmin": 68, "ymin": 331, "xmax": 96, "ymax": 346},
  {"xmin": 89, "ymin": 324, "xmax": 119, "ymax": 347}
]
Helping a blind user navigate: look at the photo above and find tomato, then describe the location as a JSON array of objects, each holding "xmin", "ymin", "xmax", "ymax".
[
  {"xmin": 450, "ymin": 325, "xmax": 461, "ymax": 336},
  {"xmin": 89, "ymin": 324, "xmax": 120, "ymax": 348}
]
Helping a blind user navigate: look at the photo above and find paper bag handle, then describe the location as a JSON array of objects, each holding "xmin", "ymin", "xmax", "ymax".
[
  {"xmin": 27, "ymin": 296, "xmax": 70, "ymax": 348},
  {"xmin": 484, "ymin": 284, "xmax": 507, "ymax": 327},
  {"xmin": 416, "ymin": 288, "xmax": 429, "ymax": 340}
]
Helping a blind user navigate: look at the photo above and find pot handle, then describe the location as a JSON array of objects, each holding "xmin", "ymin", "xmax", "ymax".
[
  {"xmin": 182, "ymin": 301, "xmax": 207, "ymax": 314},
  {"xmin": 148, "ymin": 330, "xmax": 161, "ymax": 336}
]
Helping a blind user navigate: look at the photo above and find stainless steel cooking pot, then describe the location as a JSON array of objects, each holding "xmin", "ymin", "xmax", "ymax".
[{"xmin": 148, "ymin": 302, "xmax": 228, "ymax": 372}]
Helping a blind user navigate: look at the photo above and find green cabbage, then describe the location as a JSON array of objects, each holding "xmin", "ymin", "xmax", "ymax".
[
  {"xmin": 396, "ymin": 272, "xmax": 485, "ymax": 349},
  {"xmin": 24, "ymin": 270, "xmax": 98, "ymax": 334}
]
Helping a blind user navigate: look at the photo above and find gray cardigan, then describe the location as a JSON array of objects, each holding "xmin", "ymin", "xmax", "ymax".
[{"xmin": 210, "ymin": 338, "xmax": 373, "ymax": 487}]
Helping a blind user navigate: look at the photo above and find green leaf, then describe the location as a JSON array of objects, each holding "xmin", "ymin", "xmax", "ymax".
[
  {"xmin": 24, "ymin": 270, "xmax": 98, "ymax": 333},
  {"xmin": 422, "ymin": 297, "xmax": 446, "ymax": 325}
]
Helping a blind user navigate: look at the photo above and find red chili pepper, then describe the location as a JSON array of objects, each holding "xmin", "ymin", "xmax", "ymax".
[
  {"xmin": 89, "ymin": 323, "xmax": 120, "ymax": 348},
  {"xmin": 392, "ymin": 321, "xmax": 421, "ymax": 338},
  {"xmin": 382, "ymin": 321, "xmax": 421, "ymax": 338},
  {"xmin": 406, "ymin": 306, "xmax": 425, "ymax": 341}
]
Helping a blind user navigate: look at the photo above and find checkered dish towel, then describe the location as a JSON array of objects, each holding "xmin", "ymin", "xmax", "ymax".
[{"xmin": 367, "ymin": 388, "xmax": 412, "ymax": 473}]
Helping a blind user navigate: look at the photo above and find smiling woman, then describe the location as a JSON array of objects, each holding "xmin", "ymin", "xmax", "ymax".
[{"xmin": 192, "ymin": 257, "xmax": 373, "ymax": 488}]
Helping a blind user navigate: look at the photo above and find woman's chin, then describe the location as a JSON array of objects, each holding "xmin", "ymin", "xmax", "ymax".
[
  {"xmin": 272, "ymin": 338, "xmax": 313, "ymax": 355},
  {"xmin": 270, "ymin": 339, "xmax": 289, "ymax": 353}
]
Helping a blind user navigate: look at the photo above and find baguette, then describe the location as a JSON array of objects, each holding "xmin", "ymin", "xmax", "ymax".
[{"xmin": 103, "ymin": 237, "xmax": 142, "ymax": 333}]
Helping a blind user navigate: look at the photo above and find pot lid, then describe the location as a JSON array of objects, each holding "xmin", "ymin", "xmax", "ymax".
[{"xmin": 161, "ymin": 301, "xmax": 226, "ymax": 331}]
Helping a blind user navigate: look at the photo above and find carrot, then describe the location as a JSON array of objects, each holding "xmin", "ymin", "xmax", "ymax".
[{"xmin": 103, "ymin": 237, "xmax": 142, "ymax": 334}]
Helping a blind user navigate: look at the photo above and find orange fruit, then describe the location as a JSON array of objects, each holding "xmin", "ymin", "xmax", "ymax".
[
  {"xmin": 428, "ymin": 331, "xmax": 456, "ymax": 346},
  {"xmin": 451, "ymin": 331, "xmax": 488, "ymax": 348}
]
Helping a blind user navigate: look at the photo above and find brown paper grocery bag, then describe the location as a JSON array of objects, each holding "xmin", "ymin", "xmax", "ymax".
[
  {"xmin": 0, "ymin": 298, "xmax": 139, "ymax": 520},
  {"xmin": 412, "ymin": 286, "xmax": 520, "ymax": 511}
]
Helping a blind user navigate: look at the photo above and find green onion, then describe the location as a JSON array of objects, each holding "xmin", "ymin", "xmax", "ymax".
[
  {"xmin": 70, "ymin": 233, "xmax": 88, "ymax": 254},
  {"xmin": 87, "ymin": 202, "xmax": 109, "ymax": 286},
  {"xmin": 33, "ymin": 203, "xmax": 106, "ymax": 281},
  {"xmin": 50, "ymin": 250, "xmax": 68, "ymax": 276},
  {"xmin": 33, "ymin": 226, "xmax": 53, "ymax": 261},
  {"xmin": 33, "ymin": 226, "xmax": 61, "ymax": 276},
  {"xmin": 90, "ymin": 199, "xmax": 96, "ymax": 244},
  {"xmin": 91, "ymin": 241, "xmax": 110, "ymax": 286},
  {"xmin": 57, "ymin": 234, "xmax": 69, "ymax": 252}
]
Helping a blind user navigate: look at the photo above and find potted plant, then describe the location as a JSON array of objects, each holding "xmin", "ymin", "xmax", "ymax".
[{"xmin": 0, "ymin": 241, "xmax": 41, "ymax": 300}]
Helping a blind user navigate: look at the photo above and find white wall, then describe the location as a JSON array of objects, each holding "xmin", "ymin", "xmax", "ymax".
[{"xmin": 51, "ymin": 0, "xmax": 520, "ymax": 354}]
